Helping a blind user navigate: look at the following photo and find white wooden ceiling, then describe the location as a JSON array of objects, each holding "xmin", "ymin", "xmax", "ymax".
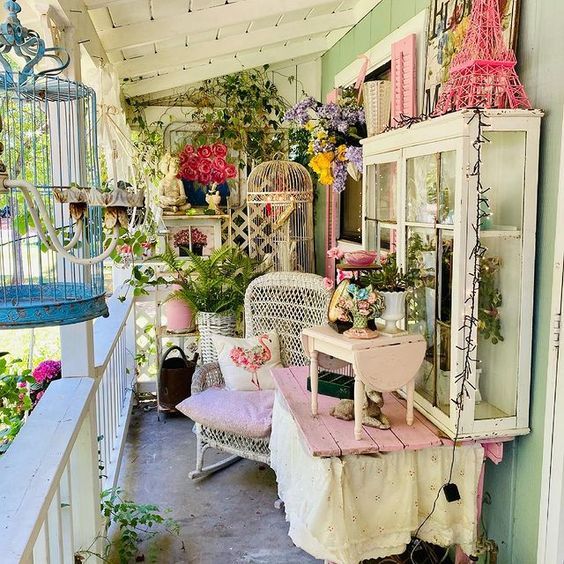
[{"xmin": 82, "ymin": 0, "xmax": 381, "ymax": 99}]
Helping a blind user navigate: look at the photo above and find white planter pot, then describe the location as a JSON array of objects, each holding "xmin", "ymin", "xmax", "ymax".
[
  {"xmin": 197, "ymin": 311, "xmax": 237, "ymax": 364},
  {"xmin": 380, "ymin": 291, "xmax": 407, "ymax": 335}
]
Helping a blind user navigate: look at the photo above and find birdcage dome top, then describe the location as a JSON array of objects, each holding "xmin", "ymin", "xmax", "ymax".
[
  {"xmin": 247, "ymin": 159, "xmax": 313, "ymax": 194},
  {"xmin": 0, "ymin": 74, "xmax": 95, "ymax": 102}
]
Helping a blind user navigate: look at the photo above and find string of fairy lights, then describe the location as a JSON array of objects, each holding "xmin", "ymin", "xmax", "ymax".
[{"xmin": 407, "ymin": 108, "xmax": 491, "ymax": 560}]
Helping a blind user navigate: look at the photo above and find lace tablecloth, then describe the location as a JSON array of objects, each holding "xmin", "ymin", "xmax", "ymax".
[{"xmin": 270, "ymin": 392, "xmax": 483, "ymax": 564}]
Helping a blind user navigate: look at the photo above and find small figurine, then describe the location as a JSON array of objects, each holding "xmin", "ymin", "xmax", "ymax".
[
  {"xmin": 330, "ymin": 386, "xmax": 391, "ymax": 430},
  {"xmin": 157, "ymin": 153, "xmax": 190, "ymax": 214},
  {"xmin": 205, "ymin": 190, "xmax": 222, "ymax": 214}
]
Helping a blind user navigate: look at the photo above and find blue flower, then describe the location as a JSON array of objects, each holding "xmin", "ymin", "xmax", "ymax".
[{"xmin": 347, "ymin": 284, "xmax": 369, "ymax": 300}]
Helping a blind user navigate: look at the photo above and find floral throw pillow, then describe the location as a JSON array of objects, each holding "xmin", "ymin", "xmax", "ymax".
[{"xmin": 212, "ymin": 331, "xmax": 282, "ymax": 391}]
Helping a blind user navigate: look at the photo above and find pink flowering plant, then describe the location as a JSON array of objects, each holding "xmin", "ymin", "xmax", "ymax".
[
  {"xmin": 0, "ymin": 353, "xmax": 34, "ymax": 451},
  {"xmin": 173, "ymin": 227, "xmax": 208, "ymax": 250},
  {"xmin": 29, "ymin": 360, "xmax": 62, "ymax": 407}
]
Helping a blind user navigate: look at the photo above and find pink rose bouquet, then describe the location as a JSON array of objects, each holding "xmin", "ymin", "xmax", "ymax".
[{"xmin": 178, "ymin": 141, "xmax": 237, "ymax": 187}]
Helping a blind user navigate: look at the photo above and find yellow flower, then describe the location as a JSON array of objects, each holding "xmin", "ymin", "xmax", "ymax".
[
  {"xmin": 316, "ymin": 130, "xmax": 328, "ymax": 140},
  {"xmin": 336, "ymin": 144, "xmax": 347, "ymax": 162},
  {"xmin": 309, "ymin": 152, "xmax": 335, "ymax": 186},
  {"xmin": 329, "ymin": 136, "xmax": 336, "ymax": 144},
  {"xmin": 319, "ymin": 169, "xmax": 334, "ymax": 185},
  {"xmin": 305, "ymin": 121, "xmax": 315, "ymax": 131}
]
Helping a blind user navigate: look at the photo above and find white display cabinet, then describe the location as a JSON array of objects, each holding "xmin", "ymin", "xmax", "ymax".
[{"xmin": 362, "ymin": 109, "xmax": 542, "ymax": 439}]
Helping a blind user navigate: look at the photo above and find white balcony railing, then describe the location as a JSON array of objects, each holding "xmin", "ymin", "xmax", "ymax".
[{"xmin": 0, "ymin": 292, "xmax": 136, "ymax": 563}]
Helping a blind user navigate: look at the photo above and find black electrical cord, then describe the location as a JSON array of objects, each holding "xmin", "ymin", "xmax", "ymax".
[{"xmin": 410, "ymin": 109, "xmax": 490, "ymax": 552}]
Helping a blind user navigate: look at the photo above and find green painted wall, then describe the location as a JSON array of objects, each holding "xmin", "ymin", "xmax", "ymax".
[
  {"xmin": 317, "ymin": 0, "xmax": 429, "ymax": 274},
  {"xmin": 319, "ymin": 1, "xmax": 564, "ymax": 562},
  {"xmin": 482, "ymin": 1, "xmax": 564, "ymax": 562}
]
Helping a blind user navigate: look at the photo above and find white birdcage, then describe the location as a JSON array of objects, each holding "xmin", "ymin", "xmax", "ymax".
[{"xmin": 247, "ymin": 160, "xmax": 314, "ymax": 272}]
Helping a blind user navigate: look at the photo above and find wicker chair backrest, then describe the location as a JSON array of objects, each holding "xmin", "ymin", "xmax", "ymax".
[{"xmin": 244, "ymin": 272, "xmax": 330, "ymax": 367}]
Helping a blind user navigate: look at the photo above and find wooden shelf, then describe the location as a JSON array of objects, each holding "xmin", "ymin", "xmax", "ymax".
[
  {"xmin": 336, "ymin": 262, "xmax": 381, "ymax": 271},
  {"xmin": 157, "ymin": 327, "xmax": 199, "ymax": 339}
]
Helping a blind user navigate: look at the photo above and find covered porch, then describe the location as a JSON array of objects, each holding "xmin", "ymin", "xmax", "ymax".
[{"xmin": 0, "ymin": 0, "xmax": 563, "ymax": 563}]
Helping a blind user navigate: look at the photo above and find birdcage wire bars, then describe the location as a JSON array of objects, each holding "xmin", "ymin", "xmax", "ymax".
[
  {"xmin": 0, "ymin": 73, "xmax": 109, "ymax": 327},
  {"xmin": 247, "ymin": 160, "xmax": 314, "ymax": 273}
]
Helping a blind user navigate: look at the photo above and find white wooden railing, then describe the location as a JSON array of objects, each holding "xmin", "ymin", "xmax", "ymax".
[
  {"xmin": 93, "ymin": 293, "xmax": 136, "ymax": 490},
  {"xmin": 0, "ymin": 292, "xmax": 136, "ymax": 563}
]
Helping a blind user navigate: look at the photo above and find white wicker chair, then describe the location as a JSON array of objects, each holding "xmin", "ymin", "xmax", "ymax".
[{"xmin": 188, "ymin": 272, "xmax": 330, "ymax": 479}]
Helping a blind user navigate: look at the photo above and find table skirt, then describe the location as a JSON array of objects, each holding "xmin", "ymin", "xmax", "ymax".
[{"xmin": 270, "ymin": 392, "xmax": 483, "ymax": 564}]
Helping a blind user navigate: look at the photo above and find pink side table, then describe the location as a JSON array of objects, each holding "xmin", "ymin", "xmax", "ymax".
[{"xmin": 302, "ymin": 324, "xmax": 426, "ymax": 440}]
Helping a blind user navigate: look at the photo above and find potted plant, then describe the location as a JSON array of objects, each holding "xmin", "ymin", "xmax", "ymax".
[
  {"xmin": 362, "ymin": 253, "xmax": 419, "ymax": 335},
  {"xmin": 159, "ymin": 245, "xmax": 268, "ymax": 363}
]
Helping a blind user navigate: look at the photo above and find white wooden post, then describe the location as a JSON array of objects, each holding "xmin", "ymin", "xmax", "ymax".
[
  {"xmin": 69, "ymin": 406, "xmax": 103, "ymax": 555},
  {"xmin": 60, "ymin": 321, "xmax": 96, "ymax": 378}
]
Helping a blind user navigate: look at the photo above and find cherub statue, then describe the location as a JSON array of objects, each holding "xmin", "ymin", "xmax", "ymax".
[
  {"xmin": 330, "ymin": 386, "xmax": 391, "ymax": 430},
  {"xmin": 157, "ymin": 153, "xmax": 190, "ymax": 213}
]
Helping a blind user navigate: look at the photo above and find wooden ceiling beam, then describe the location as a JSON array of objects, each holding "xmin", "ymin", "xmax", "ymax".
[
  {"xmin": 117, "ymin": 10, "xmax": 354, "ymax": 79},
  {"xmin": 122, "ymin": 37, "xmax": 327, "ymax": 98},
  {"xmin": 99, "ymin": 0, "xmax": 342, "ymax": 53},
  {"xmin": 83, "ymin": 0, "xmax": 131, "ymax": 8}
]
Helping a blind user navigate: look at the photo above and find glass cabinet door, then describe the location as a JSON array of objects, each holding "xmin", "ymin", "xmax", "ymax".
[
  {"xmin": 406, "ymin": 151, "xmax": 456, "ymax": 225},
  {"xmin": 405, "ymin": 149, "xmax": 456, "ymax": 417},
  {"xmin": 475, "ymin": 131, "xmax": 526, "ymax": 420}
]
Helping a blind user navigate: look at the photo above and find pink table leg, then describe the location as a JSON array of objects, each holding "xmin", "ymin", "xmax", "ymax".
[
  {"xmin": 406, "ymin": 378, "xmax": 415, "ymax": 425},
  {"xmin": 310, "ymin": 349, "xmax": 319, "ymax": 416},
  {"xmin": 354, "ymin": 376, "xmax": 364, "ymax": 440}
]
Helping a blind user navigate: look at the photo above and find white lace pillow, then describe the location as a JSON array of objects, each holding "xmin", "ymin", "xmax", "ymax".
[{"xmin": 212, "ymin": 331, "xmax": 282, "ymax": 391}]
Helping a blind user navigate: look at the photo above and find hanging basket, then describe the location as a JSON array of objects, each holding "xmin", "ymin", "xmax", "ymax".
[{"xmin": 197, "ymin": 311, "xmax": 237, "ymax": 364}]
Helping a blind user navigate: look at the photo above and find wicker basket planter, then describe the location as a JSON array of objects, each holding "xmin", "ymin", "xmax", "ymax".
[
  {"xmin": 197, "ymin": 311, "xmax": 237, "ymax": 363},
  {"xmin": 362, "ymin": 80, "xmax": 391, "ymax": 137}
]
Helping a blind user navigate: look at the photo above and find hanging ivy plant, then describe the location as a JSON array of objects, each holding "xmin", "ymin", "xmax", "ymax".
[
  {"xmin": 127, "ymin": 100, "xmax": 166, "ymax": 187},
  {"xmin": 181, "ymin": 66, "xmax": 289, "ymax": 163}
]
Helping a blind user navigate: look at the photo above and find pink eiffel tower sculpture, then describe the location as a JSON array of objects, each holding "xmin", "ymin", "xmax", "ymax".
[{"xmin": 433, "ymin": 0, "xmax": 531, "ymax": 115}]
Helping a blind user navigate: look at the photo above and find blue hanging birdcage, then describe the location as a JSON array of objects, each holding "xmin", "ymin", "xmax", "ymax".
[{"xmin": 0, "ymin": 0, "xmax": 141, "ymax": 328}]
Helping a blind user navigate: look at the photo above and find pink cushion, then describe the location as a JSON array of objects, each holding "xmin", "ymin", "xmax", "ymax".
[{"xmin": 176, "ymin": 388, "xmax": 274, "ymax": 439}]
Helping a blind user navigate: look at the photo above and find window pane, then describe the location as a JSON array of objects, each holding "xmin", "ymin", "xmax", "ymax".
[
  {"xmin": 375, "ymin": 162, "xmax": 397, "ymax": 222},
  {"xmin": 340, "ymin": 175, "xmax": 362, "ymax": 242},
  {"xmin": 407, "ymin": 228, "xmax": 453, "ymax": 416},
  {"xmin": 378, "ymin": 225, "xmax": 397, "ymax": 256},
  {"xmin": 407, "ymin": 228, "xmax": 437, "ymax": 405},
  {"xmin": 480, "ymin": 131, "xmax": 525, "ymax": 231},
  {"xmin": 439, "ymin": 151, "xmax": 456, "ymax": 225},
  {"xmin": 475, "ymin": 235, "xmax": 521, "ymax": 420},
  {"xmin": 407, "ymin": 154, "xmax": 438, "ymax": 223}
]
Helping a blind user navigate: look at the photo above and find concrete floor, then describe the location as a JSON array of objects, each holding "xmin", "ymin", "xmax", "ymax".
[{"xmin": 119, "ymin": 402, "xmax": 317, "ymax": 564}]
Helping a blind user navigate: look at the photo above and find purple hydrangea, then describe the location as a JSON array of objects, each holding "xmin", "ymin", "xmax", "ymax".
[
  {"xmin": 283, "ymin": 97, "xmax": 318, "ymax": 125},
  {"xmin": 313, "ymin": 138, "xmax": 335, "ymax": 153},
  {"xmin": 345, "ymin": 146, "xmax": 363, "ymax": 174},
  {"xmin": 285, "ymin": 97, "xmax": 365, "ymax": 131},
  {"xmin": 332, "ymin": 160, "xmax": 348, "ymax": 193}
]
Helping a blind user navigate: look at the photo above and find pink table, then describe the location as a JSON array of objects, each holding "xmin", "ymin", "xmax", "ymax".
[
  {"xmin": 301, "ymin": 325, "xmax": 427, "ymax": 442},
  {"xmin": 272, "ymin": 366, "xmax": 510, "ymax": 563},
  {"xmin": 272, "ymin": 365, "xmax": 447, "ymax": 456}
]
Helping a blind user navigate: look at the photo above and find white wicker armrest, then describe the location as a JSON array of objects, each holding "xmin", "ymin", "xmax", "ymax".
[{"xmin": 191, "ymin": 362, "xmax": 225, "ymax": 394}]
